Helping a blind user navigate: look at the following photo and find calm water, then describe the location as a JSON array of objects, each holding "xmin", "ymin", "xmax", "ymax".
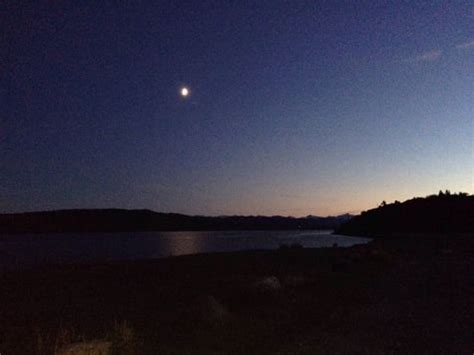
[{"xmin": 0, "ymin": 230, "xmax": 370, "ymax": 268}]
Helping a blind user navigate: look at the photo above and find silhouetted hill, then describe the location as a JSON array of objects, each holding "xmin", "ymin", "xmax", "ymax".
[
  {"xmin": 0, "ymin": 209, "xmax": 352, "ymax": 234},
  {"xmin": 336, "ymin": 193, "xmax": 473, "ymax": 237}
]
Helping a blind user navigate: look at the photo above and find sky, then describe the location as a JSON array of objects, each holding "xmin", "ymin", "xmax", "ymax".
[{"xmin": 1, "ymin": 1, "xmax": 473, "ymax": 216}]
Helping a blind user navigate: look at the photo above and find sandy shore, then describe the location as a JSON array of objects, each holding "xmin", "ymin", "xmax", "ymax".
[{"xmin": 0, "ymin": 234, "xmax": 472, "ymax": 354}]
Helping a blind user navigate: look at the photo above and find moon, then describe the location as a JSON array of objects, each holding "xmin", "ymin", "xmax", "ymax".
[{"xmin": 180, "ymin": 87, "xmax": 189, "ymax": 97}]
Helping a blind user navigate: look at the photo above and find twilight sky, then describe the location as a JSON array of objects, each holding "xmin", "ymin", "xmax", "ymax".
[{"xmin": 1, "ymin": 1, "xmax": 473, "ymax": 216}]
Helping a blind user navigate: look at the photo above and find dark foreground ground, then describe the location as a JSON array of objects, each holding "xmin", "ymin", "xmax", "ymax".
[{"xmin": 0, "ymin": 234, "xmax": 473, "ymax": 354}]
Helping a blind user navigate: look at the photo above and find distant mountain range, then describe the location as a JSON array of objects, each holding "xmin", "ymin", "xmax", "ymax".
[
  {"xmin": 0, "ymin": 209, "xmax": 354, "ymax": 234},
  {"xmin": 336, "ymin": 192, "xmax": 473, "ymax": 237}
]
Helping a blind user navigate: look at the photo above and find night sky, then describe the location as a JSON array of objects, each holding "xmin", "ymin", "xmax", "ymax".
[{"xmin": 1, "ymin": 1, "xmax": 473, "ymax": 216}]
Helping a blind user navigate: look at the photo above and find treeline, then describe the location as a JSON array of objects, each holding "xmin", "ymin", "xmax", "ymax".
[
  {"xmin": 0, "ymin": 209, "xmax": 352, "ymax": 234},
  {"xmin": 336, "ymin": 192, "xmax": 473, "ymax": 237}
]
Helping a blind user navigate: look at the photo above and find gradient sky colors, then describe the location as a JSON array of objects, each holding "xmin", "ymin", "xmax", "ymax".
[{"xmin": 1, "ymin": 1, "xmax": 473, "ymax": 216}]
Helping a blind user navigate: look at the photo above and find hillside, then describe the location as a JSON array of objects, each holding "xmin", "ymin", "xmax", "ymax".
[
  {"xmin": 336, "ymin": 192, "xmax": 473, "ymax": 236},
  {"xmin": 0, "ymin": 209, "xmax": 351, "ymax": 234}
]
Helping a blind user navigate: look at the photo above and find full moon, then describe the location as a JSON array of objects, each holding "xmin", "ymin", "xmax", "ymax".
[{"xmin": 180, "ymin": 87, "xmax": 189, "ymax": 97}]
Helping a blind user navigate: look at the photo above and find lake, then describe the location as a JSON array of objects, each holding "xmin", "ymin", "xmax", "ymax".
[{"xmin": 0, "ymin": 230, "xmax": 370, "ymax": 268}]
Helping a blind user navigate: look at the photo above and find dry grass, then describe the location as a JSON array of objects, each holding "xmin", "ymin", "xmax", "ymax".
[{"xmin": 110, "ymin": 320, "xmax": 138, "ymax": 355}]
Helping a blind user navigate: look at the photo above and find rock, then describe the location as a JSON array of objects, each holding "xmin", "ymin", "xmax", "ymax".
[
  {"xmin": 254, "ymin": 276, "xmax": 282, "ymax": 291},
  {"xmin": 56, "ymin": 340, "xmax": 112, "ymax": 355},
  {"xmin": 202, "ymin": 295, "xmax": 229, "ymax": 322}
]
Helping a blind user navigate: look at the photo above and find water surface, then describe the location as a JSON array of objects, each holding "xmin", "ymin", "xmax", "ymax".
[{"xmin": 0, "ymin": 230, "xmax": 370, "ymax": 268}]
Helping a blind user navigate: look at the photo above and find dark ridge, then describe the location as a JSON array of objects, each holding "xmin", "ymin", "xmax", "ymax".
[
  {"xmin": 0, "ymin": 209, "xmax": 353, "ymax": 234},
  {"xmin": 336, "ymin": 192, "xmax": 473, "ymax": 237}
]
